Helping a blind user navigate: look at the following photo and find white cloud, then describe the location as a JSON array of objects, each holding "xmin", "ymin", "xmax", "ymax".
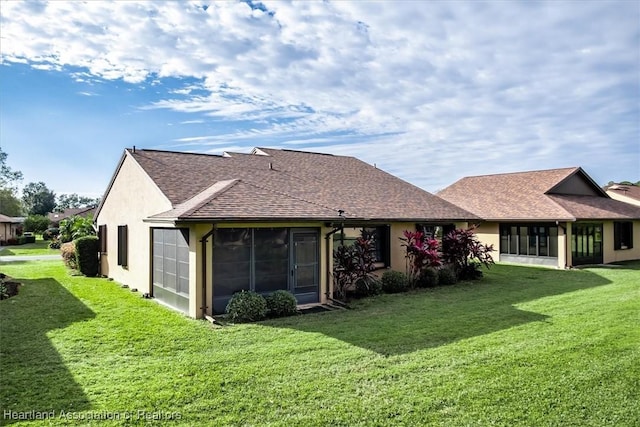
[{"xmin": 1, "ymin": 0, "xmax": 638, "ymax": 190}]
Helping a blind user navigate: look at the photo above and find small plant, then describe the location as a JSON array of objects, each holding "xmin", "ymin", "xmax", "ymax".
[
  {"xmin": 49, "ymin": 238, "xmax": 61, "ymax": 249},
  {"xmin": 265, "ymin": 290, "xmax": 298, "ymax": 318},
  {"xmin": 60, "ymin": 241, "xmax": 78, "ymax": 270},
  {"xmin": 226, "ymin": 290, "xmax": 267, "ymax": 323},
  {"xmin": 416, "ymin": 267, "xmax": 439, "ymax": 288},
  {"xmin": 381, "ymin": 270, "xmax": 409, "ymax": 293},
  {"xmin": 438, "ymin": 265, "xmax": 458, "ymax": 286},
  {"xmin": 400, "ymin": 230, "xmax": 441, "ymax": 287},
  {"xmin": 442, "ymin": 227, "xmax": 495, "ymax": 280},
  {"xmin": 355, "ymin": 276, "xmax": 383, "ymax": 297},
  {"xmin": 75, "ymin": 236, "xmax": 99, "ymax": 277},
  {"xmin": 43, "ymin": 227, "xmax": 60, "ymax": 241},
  {"xmin": 333, "ymin": 234, "xmax": 377, "ymax": 300}
]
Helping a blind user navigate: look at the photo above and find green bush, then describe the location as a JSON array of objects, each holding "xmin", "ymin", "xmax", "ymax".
[
  {"xmin": 75, "ymin": 236, "xmax": 99, "ymax": 277},
  {"xmin": 43, "ymin": 228, "xmax": 60, "ymax": 241},
  {"xmin": 226, "ymin": 290, "xmax": 267, "ymax": 323},
  {"xmin": 23, "ymin": 215, "xmax": 51, "ymax": 234},
  {"xmin": 355, "ymin": 276, "xmax": 383, "ymax": 297},
  {"xmin": 438, "ymin": 265, "xmax": 458, "ymax": 286},
  {"xmin": 49, "ymin": 239, "xmax": 61, "ymax": 249},
  {"xmin": 60, "ymin": 242, "xmax": 77, "ymax": 269},
  {"xmin": 265, "ymin": 290, "xmax": 298, "ymax": 318},
  {"xmin": 416, "ymin": 267, "xmax": 439, "ymax": 288},
  {"xmin": 381, "ymin": 270, "xmax": 409, "ymax": 293}
]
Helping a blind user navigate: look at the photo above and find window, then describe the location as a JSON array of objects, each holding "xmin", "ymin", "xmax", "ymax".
[
  {"xmin": 499, "ymin": 224, "xmax": 558, "ymax": 257},
  {"xmin": 98, "ymin": 225, "xmax": 107, "ymax": 254},
  {"xmin": 117, "ymin": 225, "xmax": 128, "ymax": 267},
  {"xmin": 333, "ymin": 225, "xmax": 390, "ymax": 267},
  {"xmin": 614, "ymin": 222, "xmax": 633, "ymax": 250}
]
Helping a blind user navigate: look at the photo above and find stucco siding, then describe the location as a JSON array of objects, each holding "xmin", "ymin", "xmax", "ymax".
[
  {"xmin": 602, "ymin": 220, "xmax": 640, "ymax": 264},
  {"xmin": 96, "ymin": 154, "xmax": 172, "ymax": 294}
]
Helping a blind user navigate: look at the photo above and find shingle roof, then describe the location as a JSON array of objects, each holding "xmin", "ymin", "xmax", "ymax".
[
  {"xmin": 130, "ymin": 147, "xmax": 478, "ymax": 222},
  {"xmin": 437, "ymin": 167, "xmax": 640, "ymax": 221},
  {"xmin": 606, "ymin": 184, "xmax": 640, "ymax": 203}
]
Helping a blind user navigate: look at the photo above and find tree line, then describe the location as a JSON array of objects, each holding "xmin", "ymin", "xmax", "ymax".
[{"xmin": 0, "ymin": 148, "xmax": 100, "ymax": 217}]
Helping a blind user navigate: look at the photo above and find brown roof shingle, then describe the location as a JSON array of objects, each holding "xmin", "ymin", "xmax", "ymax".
[
  {"xmin": 438, "ymin": 167, "xmax": 640, "ymax": 221},
  {"xmin": 132, "ymin": 147, "xmax": 478, "ymax": 222}
]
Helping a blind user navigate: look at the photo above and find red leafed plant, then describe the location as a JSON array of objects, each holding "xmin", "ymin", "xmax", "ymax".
[
  {"xmin": 442, "ymin": 227, "xmax": 494, "ymax": 280},
  {"xmin": 400, "ymin": 230, "xmax": 441, "ymax": 286}
]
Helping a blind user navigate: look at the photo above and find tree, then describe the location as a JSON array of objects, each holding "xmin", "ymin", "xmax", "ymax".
[
  {"xmin": 0, "ymin": 148, "xmax": 24, "ymax": 216},
  {"xmin": 0, "ymin": 147, "xmax": 23, "ymax": 192},
  {"xmin": 58, "ymin": 215, "xmax": 95, "ymax": 243},
  {"xmin": 0, "ymin": 189, "xmax": 23, "ymax": 216},
  {"xmin": 23, "ymin": 215, "xmax": 51, "ymax": 233},
  {"xmin": 22, "ymin": 182, "xmax": 56, "ymax": 216},
  {"xmin": 55, "ymin": 193, "xmax": 101, "ymax": 211}
]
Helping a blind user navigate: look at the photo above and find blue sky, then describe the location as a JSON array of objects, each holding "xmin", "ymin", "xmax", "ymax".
[{"xmin": 1, "ymin": 0, "xmax": 638, "ymax": 198}]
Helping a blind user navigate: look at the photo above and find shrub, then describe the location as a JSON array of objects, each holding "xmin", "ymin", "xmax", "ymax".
[
  {"xmin": 438, "ymin": 265, "xmax": 458, "ymax": 286},
  {"xmin": 48, "ymin": 239, "xmax": 61, "ymax": 249},
  {"xmin": 355, "ymin": 276, "xmax": 383, "ymax": 297},
  {"xmin": 61, "ymin": 242, "xmax": 78, "ymax": 269},
  {"xmin": 43, "ymin": 227, "xmax": 60, "ymax": 240},
  {"xmin": 442, "ymin": 227, "xmax": 495, "ymax": 280},
  {"xmin": 75, "ymin": 236, "xmax": 99, "ymax": 277},
  {"xmin": 225, "ymin": 290, "xmax": 267, "ymax": 323},
  {"xmin": 381, "ymin": 270, "xmax": 409, "ymax": 293},
  {"xmin": 400, "ymin": 230, "xmax": 441, "ymax": 287},
  {"xmin": 265, "ymin": 290, "xmax": 298, "ymax": 318},
  {"xmin": 333, "ymin": 234, "xmax": 377, "ymax": 300},
  {"xmin": 416, "ymin": 267, "xmax": 439, "ymax": 288}
]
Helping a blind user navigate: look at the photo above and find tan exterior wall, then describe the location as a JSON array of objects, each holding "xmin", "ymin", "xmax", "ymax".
[
  {"xmin": 473, "ymin": 222, "xmax": 500, "ymax": 257},
  {"xmin": 95, "ymin": 153, "xmax": 173, "ymax": 296},
  {"xmin": 602, "ymin": 220, "xmax": 640, "ymax": 264}
]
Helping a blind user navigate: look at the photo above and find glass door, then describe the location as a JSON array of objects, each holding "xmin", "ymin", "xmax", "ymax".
[
  {"xmin": 571, "ymin": 223, "xmax": 603, "ymax": 265},
  {"xmin": 291, "ymin": 231, "xmax": 319, "ymax": 305}
]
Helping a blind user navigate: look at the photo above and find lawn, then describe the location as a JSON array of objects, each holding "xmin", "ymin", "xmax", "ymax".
[
  {"xmin": 0, "ymin": 238, "xmax": 59, "ymax": 256},
  {"xmin": 1, "ymin": 260, "xmax": 638, "ymax": 426}
]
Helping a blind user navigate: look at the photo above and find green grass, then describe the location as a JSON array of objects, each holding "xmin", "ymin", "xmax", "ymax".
[
  {"xmin": 0, "ymin": 238, "xmax": 59, "ymax": 256},
  {"xmin": 1, "ymin": 261, "xmax": 638, "ymax": 426}
]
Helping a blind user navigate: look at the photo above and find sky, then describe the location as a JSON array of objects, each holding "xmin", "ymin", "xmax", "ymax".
[{"xmin": 0, "ymin": 0, "xmax": 638, "ymax": 199}]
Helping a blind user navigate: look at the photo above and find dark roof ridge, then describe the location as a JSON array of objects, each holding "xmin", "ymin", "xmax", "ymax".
[
  {"xmin": 126, "ymin": 147, "xmax": 225, "ymax": 158},
  {"xmin": 241, "ymin": 178, "xmax": 342, "ymax": 217},
  {"xmin": 456, "ymin": 166, "xmax": 579, "ymax": 180}
]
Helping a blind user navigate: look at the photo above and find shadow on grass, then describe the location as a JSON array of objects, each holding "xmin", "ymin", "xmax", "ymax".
[
  {"xmin": 0, "ymin": 249, "xmax": 16, "ymax": 256},
  {"xmin": 0, "ymin": 278, "xmax": 95, "ymax": 423},
  {"xmin": 264, "ymin": 264, "xmax": 613, "ymax": 356}
]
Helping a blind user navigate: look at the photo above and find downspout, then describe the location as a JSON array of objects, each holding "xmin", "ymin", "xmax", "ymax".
[
  {"xmin": 200, "ymin": 225, "xmax": 216, "ymax": 318},
  {"xmin": 324, "ymin": 224, "xmax": 343, "ymax": 301}
]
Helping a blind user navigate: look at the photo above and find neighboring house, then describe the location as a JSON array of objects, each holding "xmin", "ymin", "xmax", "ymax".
[
  {"xmin": 606, "ymin": 184, "xmax": 640, "ymax": 207},
  {"xmin": 438, "ymin": 167, "xmax": 640, "ymax": 268},
  {"xmin": 0, "ymin": 214, "xmax": 22, "ymax": 243},
  {"xmin": 48, "ymin": 207, "xmax": 96, "ymax": 226},
  {"xmin": 95, "ymin": 147, "xmax": 477, "ymax": 318}
]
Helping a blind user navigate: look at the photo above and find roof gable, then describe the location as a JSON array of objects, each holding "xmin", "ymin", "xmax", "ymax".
[{"xmin": 438, "ymin": 166, "xmax": 640, "ymax": 221}]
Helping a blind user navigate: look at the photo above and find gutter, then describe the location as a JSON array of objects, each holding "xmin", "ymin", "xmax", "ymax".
[{"xmin": 199, "ymin": 225, "xmax": 216, "ymax": 318}]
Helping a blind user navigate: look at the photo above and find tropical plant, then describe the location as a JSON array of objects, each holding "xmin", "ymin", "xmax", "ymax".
[
  {"xmin": 59, "ymin": 215, "xmax": 95, "ymax": 243},
  {"xmin": 333, "ymin": 234, "xmax": 377, "ymax": 300},
  {"xmin": 400, "ymin": 230, "xmax": 441, "ymax": 287},
  {"xmin": 442, "ymin": 227, "xmax": 495, "ymax": 280}
]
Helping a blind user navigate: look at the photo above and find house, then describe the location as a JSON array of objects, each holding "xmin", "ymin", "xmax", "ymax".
[
  {"xmin": 438, "ymin": 167, "xmax": 640, "ymax": 268},
  {"xmin": 606, "ymin": 183, "xmax": 640, "ymax": 207},
  {"xmin": 48, "ymin": 207, "xmax": 96, "ymax": 226},
  {"xmin": 95, "ymin": 147, "xmax": 478, "ymax": 318},
  {"xmin": 0, "ymin": 214, "xmax": 22, "ymax": 244}
]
